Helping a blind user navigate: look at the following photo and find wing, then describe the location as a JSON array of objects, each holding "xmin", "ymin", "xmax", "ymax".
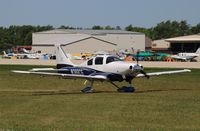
[
  {"xmin": 29, "ymin": 68, "xmax": 55, "ymax": 71},
  {"xmin": 12, "ymin": 70, "xmax": 108, "ymax": 81},
  {"xmin": 136, "ymin": 69, "xmax": 191, "ymax": 78}
]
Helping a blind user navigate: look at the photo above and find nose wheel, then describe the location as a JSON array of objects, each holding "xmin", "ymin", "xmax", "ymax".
[
  {"xmin": 117, "ymin": 86, "xmax": 135, "ymax": 92},
  {"xmin": 110, "ymin": 81, "xmax": 136, "ymax": 93}
]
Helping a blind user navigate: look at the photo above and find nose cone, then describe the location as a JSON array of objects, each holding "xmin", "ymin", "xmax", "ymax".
[{"xmin": 132, "ymin": 64, "xmax": 143, "ymax": 71}]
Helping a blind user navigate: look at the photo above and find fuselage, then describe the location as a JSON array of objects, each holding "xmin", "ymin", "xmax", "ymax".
[
  {"xmin": 172, "ymin": 53, "xmax": 199, "ymax": 61},
  {"xmin": 59, "ymin": 55, "xmax": 143, "ymax": 79},
  {"xmin": 55, "ymin": 44, "xmax": 144, "ymax": 82},
  {"xmin": 178, "ymin": 53, "xmax": 199, "ymax": 59}
]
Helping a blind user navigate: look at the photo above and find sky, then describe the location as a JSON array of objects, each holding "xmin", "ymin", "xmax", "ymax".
[{"xmin": 0, "ymin": 0, "xmax": 200, "ymax": 28}]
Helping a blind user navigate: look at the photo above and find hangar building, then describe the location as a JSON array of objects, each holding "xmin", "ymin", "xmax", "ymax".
[
  {"xmin": 152, "ymin": 39, "xmax": 170, "ymax": 52},
  {"xmin": 152, "ymin": 34, "xmax": 200, "ymax": 53},
  {"xmin": 166, "ymin": 34, "xmax": 200, "ymax": 53},
  {"xmin": 32, "ymin": 29, "xmax": 146, "ymax": 54}
]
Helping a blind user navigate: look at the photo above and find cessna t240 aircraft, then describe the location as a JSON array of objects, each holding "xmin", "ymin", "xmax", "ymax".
[{"xmin": 12, "ymin": 45, "xmax": 191, "ymax": 93}]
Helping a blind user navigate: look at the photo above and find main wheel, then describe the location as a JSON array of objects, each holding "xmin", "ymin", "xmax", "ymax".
[
  {"xmin": 117, "ymin": 86, "xmax": 135, "ymax": 93},
  {"xmin": 81, "ymin": 87, "xmax": 94, "ymax": 93}
]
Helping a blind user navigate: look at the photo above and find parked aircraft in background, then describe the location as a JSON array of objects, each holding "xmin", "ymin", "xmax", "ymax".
[
  {"xmin": 124, "ymin": 49, "xmax": 200, "ymax": 62},
  {"xmin": 21, "ymin": 48, "xmax": 31, "ymax": 54},
  {"xmin": 12, "ymin": 45, "xmax": 191, "ymax": 93},
  {"xmin": 2, "ymin": 50, "xmax": 40, "ymax": 59},
  {"xmin": 171, "ymin": 48, "xmax": 200, "ymax": 61},
  {"xmin": 2, "ymin": 51, "xmax": 14, "ymax": 59}
]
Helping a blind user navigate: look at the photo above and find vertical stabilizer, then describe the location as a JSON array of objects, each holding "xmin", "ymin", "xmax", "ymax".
[
  {"xmin": 55, "ymin": 44, "xmax": 75, "ymax": 69},
  {"xmin": 195, "ymin": 48, "xmax": 200, "ymax": 54},
  {"xmin": 22, "ymin": 48, "xmax": 30, "ymax": 54},
  {"xmin": 3, "ymin": 51, "xmax": 7, "ymax": 56}
]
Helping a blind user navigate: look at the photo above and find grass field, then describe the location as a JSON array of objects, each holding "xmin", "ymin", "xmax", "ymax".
[{"xmin": 0, "ymin": 65, "xmax": 200, "ymax": 131}]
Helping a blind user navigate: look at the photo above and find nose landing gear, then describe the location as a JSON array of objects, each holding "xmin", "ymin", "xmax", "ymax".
[
  {"xmin": 117, "ymin": 86, "xmax": 135, "ymax": 92},
  {"xmin": 110, "ymin": 81, "xmax": 136, "ymax": 93}
]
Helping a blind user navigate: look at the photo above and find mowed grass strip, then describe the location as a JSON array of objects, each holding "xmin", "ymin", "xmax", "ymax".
[{"xmin": 0, "ymin": 65, "xmax": 199, "ymax": 131}]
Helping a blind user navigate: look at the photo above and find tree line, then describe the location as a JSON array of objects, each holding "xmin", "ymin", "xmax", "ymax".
[
  {"xmin": 0, "ymin": 25, "xmax": 54, "ymax": 51},
  {"xmin": 0, "ymin": 20, "xmax": 200, "ymax": 51},
  {"xmin": 125, "ymin": 20, "xmax": 200, "ymax": 40}
]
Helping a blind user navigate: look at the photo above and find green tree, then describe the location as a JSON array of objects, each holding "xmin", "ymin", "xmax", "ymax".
[
  {"xmin": 104, "ymin": 25, "xmax": 114, "ymax": 30},
  {"xmin": 191, "ymin": 23, "xmax": 200, "ymax": 34},
  {"xmin": 179, "ymin": 20, "xmax": 190, "ymax": 36},
  {"xmin": 125, "ymin": 24, "xmax": 134, "ymax": 31},
  {"xmin": 150, "ymin": 20, "xmax": 190, "ymax": 40},
  {"xmin": 125, "ymin": 24, "xmax": 151, "ymax": 38},
  {"xmin": 115, "ymin": 26, "xmax": 121, "ymax": 30},
  {"xmin": 58, "ymin": 25, "xmax": 75, "ymax": 29},
  {"xmin": 92, "ymin": 25, "xmax": 104, "ymax": 30},
  {"xmin": 0, "ymin": 25, "xmax": 54, "ymax": 51}
]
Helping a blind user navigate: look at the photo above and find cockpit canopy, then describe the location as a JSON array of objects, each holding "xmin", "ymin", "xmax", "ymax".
[
  {"xmin": 87, "ymin": 55, "xmax": 121, "ymax": 66},
  {"xmin": 106, "ymin": 56, "xmax": 121, "ymax": 64}
]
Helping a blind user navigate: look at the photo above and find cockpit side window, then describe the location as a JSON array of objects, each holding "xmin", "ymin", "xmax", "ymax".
[
  {"xmin": 95, "ymin": 57, "xmax": 103, "ymax": 65},
  {"xmin": 106, "ymin": 56, "xmax": 121, "ymax": 64},
  {"xmin": 87, "ymin": 58, "xmax": 93, "ymax": 65}
]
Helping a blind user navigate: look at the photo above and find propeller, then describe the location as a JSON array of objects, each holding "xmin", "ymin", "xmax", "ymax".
[
  {"xmin": 140, "ymin": 70, "xmax": 150, "ymax": 79},
  {"xmin": 136, "ymin": 50, "xmax": 139, "ymax": 64},
  {"xmin": 136, "ymin": 49, "xmax": 149, "ymax": 79}
]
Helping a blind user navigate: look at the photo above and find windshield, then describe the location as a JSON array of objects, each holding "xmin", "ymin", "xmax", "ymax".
[{"xmin": 106, "ymin": 56, "xmax": 121, "ymax": 64}]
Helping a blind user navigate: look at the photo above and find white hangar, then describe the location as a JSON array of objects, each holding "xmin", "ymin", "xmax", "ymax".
[{"xmin": 32, "ymin": 29, "xmax": 146, "ymax": 54}]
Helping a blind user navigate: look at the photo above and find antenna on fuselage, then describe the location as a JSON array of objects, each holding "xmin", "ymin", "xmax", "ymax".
[{"xmin": 136, "ymin": 49, "xmax": 140, "ymax": 65}]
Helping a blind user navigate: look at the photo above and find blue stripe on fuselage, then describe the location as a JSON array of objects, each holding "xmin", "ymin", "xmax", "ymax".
[
  {"xmin": 58, "ymin": 67, "xmax": 124, "ymax": 82},
  {"xmin": 58, "ymin": 67, "xmax": 101, "ymax": 75}
]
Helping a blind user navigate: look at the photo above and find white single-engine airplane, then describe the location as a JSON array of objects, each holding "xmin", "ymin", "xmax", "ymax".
[
  {"xmin": 171, "ymin": 48, "xmax": 200, "ymax": 61},
  {"xmin": 3, "ymin": 50, "xmax": 40, "ymax": 59},
  {"xmin": 12, "ymin": 45, "xmax": 191, "ymax": 93}
]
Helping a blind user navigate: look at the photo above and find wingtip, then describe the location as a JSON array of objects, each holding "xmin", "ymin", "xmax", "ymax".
[
  {"xmin": 12, "ymin": 70, "xmax": 30, "ymax": 74},
  {"xmin": 183, "ymin": 69, "xmax": 191, "ymax": 72}
]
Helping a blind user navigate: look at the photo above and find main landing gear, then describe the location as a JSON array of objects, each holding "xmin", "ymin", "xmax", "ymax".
[
  {"xmin": 81, "ymin": 80, "xmax": 94, "ymax": 93},
  {"xmin": 81, "ymin": 87, "xmax": 94, "ymax": 93},
  {"xmin": 81, "ymin": 80, "xmax": 136, "ymax": 93}
]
